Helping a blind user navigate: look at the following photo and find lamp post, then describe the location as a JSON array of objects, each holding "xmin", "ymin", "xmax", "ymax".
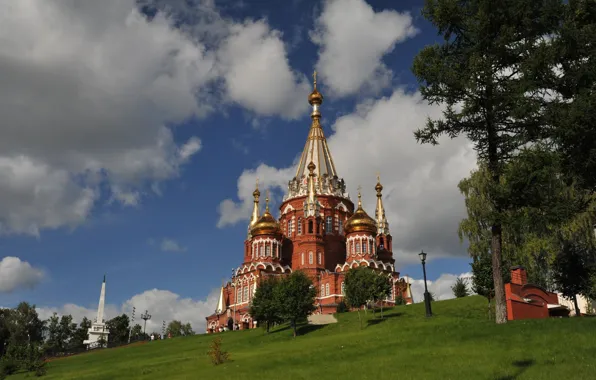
[
  {"xmin": 128, "ymin": 306, "xmax": 136, "ymax": 344},
  {"xmin": 419, "ymin": 250, "xmax": 433, "ymax": 317},
  {"xmin": 232, "ymin": 268, "xmax": 237, "ymax": 331},
  {"xmin": 141, "ymin": 310, "xmax": 151, "ymax": 337}
]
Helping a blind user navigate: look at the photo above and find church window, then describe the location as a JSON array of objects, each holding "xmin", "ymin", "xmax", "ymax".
[
  {"xmin": 259, "ymin": 245, "xmax": 264, "ymax": 257},
  {"xmin": 379, "ymin": 237, "xmax": 385, "ymax": 249},
  {"xmin": 288, "ymin": 220, "xmax": 293, "ymax": 236},
  {"xmin": 325, "ymin": 283, "xmax": 330, "ymax": 296},
  {"xmin": 237, "ymin": 287, "xmax": 242, "ymax": 304},
  {"xmin": 318, "ymin": 252, "xmax": 322, "ymax": 265},
  {"xmin": 301, "ymin": 253, "xmax": 304, "ymax": 265},
  {"xmin": 362, "ymin": 240, "xmax": 368, "ymax": 253},
  {"xmin": 320, "ymin": 284, "xmax": 325, "ymax": 296},
  {"xmin": 325, "ymin": 216, "xmax": 333, "ymax": 234},
  {"xmin": 243, "ymin": 286, "xmax": 249, "ymax": 302},
  {"xmin": 341, "ymin": 282, "xmax": 345, "ymax": 295},
  {"xmin": 338, "ymin": 219, "xmax": 343, "ymax": 234},
  {"xmin": 309, "ymin": 251, "xmax": 313, "ymax": 264},
  {"xmin": 265, "ymin": 245, "xmax": 271, "ymax": 257},
  {"xmin": 355, "ymin": 242, "xmax": 361, "ymax": 254},
  {"xmin": 370, "ymin": 240, "xmax": 374, "ymax": 255},
  {"xmin": 308, "ymin": 220, "xmax": 314, "ymax": 234},
  {"xmin": 298, "ymin": 218, "xmax": 302, "ymax": 235}
]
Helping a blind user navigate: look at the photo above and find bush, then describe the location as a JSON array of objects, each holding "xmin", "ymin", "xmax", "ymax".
[
  {"xmin": 394, "ymin": 295, "xmax": 406, "ymax": 305},
  {"xmin": 33, "ymin": 360, "xmax": 47, "ymax": 377},
  {"xmin": 0, "ymin": 358, "xmax": 18, "ymax": 375},
  {"xmin": 336, "ymin": 301, "xmax": 348, "ymax": 313},
  {"xmin": 207, "ymin": 337, "xmax": 229, "ymax": 365}
]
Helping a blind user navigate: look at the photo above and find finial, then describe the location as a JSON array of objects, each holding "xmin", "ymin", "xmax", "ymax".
[
  {"xmin": 357, "ymin": 185, "xmax": 363, "ymax": 207},
  {"xmin": 313, "ymin": 70, "xmax": 317, "ymax": 90},
  {"xmin": 376, "ymin": 172, "xmax": 380, "ymax": 183},
  {"xmin": 265, "ymin": 189, "xmax": 270, "ymax": 212},
  {"xmin": 103, "ymin": 274, "xmax": 106, "ymax": 283},
  {"xmin": 253, "ymin": 177, "xmax": 260, "ymax": 198}
]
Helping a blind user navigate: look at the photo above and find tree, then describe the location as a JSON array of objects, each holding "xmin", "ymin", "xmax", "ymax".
[
  {"xmin": 552, "ymin": 237, "xmax": 595, "ymax": 316},
  {"xmin": 106, "ymin": 314, "xmax": 130, "ymax": 345},
  {"xmin": 471, "ymin": 252, "xmax": 511, "ymax": 319},
  {"xmin": 413, "ymin": 0, "xmax": 563, "ymax": 324},
  {"xmin": 181, "ymin": 323, "xmax": 194, "ymax": 336},
  {"xmin": 249, "ymin": 276, "xmax": 282, "ymax": 333},
  {"xmin": 451, "ymin": 278, "xmax": 469, "ymax": 298},
  {"xmin": 166, "ymin": 320, "xmax": 182, "ymax": 337},
  {"xmin": 71, "ymin": 317, "xmax": 91, "ymax": 347},
  {"xmin": 274, "ymin": 271, "xmax": 316, "ymax": 337},
  {"xmin": 129, "ymin": 324, "xmax": 144, "ymax": 341},
  {"xmin": 344, "ymin": 267, "xmax": 376, "ymax": 329},
  {"xmin": 6, "ymin": 303, "xmax": 44, "ymax": 345},
  {"xmin": 58, "ymin": 315, "xmax": 76, "ymax": 348},
  {"xmin": 44, "ymin": 313, "xmax": 61, "ymax": 352},
  {"xmin": 372, "ymin": 274, "xmax": 391, "ymax": 318}
]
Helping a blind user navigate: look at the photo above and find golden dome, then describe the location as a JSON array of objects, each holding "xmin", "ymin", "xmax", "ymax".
[
  {"xmin": 308, "ymin": 70, "xmax": 323, "ymax": 106},
  {"xmin": 250, "ymin": 191, "xmax": 281, "ymax": 236},
  {"xmin": 344, "ymin": 191, "xmax": 377, "ymax": 235}
]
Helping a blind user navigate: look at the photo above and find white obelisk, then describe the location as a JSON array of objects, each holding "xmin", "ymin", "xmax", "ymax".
[{"xmin": 84, "ymin": 275, "xmax": 110, "ymax": 348}]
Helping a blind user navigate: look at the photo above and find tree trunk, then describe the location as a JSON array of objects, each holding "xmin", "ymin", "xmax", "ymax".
[
  {"xmin": 491, "ymin": 222, "xmax": 507, "ymax": 324},
  {"xmin": 266, "ymin": 321, "xmax": 270, "ymax": 333},
  {"xmin": 573, "ymin": 294, "xmax": 582, "ymax": 317},
  {"xmin": 291, "ymin": 319, "xmax": 297, "ymax": 337},
  {"xmin": 357, "ymin": 309, "xmax": 362, "ymax": 330},
  {"xmin": 380, "ymin": 302, "xmax": 384, "ymax": 319}
]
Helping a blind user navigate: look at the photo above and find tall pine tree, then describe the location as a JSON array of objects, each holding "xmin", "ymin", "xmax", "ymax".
[{"xmin": 412, "ymin": 0, "xmax": 562, "ymax": 323}]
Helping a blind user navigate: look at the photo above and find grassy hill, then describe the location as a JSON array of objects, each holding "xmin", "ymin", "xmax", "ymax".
[{"xmin": 12, "ymin": 296, "xmax": 596, "ymax": 380}]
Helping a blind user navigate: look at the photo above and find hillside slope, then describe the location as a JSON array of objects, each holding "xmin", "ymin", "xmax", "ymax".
[{"xmin": 12, "ymin": 296, "xmax": 596, "ymax": 380}]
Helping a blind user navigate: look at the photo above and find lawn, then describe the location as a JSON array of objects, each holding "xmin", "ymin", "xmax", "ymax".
[{"xmin": 11, "ymin": 296, "xmax": 596, "ymax": 380}]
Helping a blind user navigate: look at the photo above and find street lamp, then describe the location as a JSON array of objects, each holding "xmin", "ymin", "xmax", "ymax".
[
  {"xmin": 418, "ymin": 250, "xmax": 433, "ymax": 317},
  {"xmin": 141, "ymin": 310, "xmax": 151, "ymax": 337}
]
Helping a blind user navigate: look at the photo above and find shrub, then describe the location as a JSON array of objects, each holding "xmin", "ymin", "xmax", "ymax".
[
  {"xmin": 394, "ymin": 295, "xmax": 406, "ymax": 305},
  {"xmin": 0, "ymin": 358, "xmax": 18, "ymax": 375},
  {"xmin": 207, "ymin": 337, "xmax": 229, "ymax": 365},
  {"xmin": 336, "ymin": 301, "xmax": 348, "ymax": 313}
]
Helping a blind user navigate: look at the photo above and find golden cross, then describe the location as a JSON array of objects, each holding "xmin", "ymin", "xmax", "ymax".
[
  {"xmin": 376, "ymin": 171, "xmax": 380, "ymax": 182},
  {"xmin": 265, "ymin": 189, "xmax": 270, "ymax": 210},
  {"xmin": 256, "ymin": 177, "xmax": 259, "ymax": 188},
  {"xmin": 313, "ymin": 70, "xmax": 317, "ymax": 89},
  {"xmin": 357, "ymin": 185, "xmax": 362, "ymax": 195}
]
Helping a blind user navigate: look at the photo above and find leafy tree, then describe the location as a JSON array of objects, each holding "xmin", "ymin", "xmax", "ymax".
[
  {"xmin": 0, "ymin": 309, "xmax": 12, "ymax": 358},
  {"xmin": 344, "ymin": 267, "xmax": 376, "ymax": 329},
  {"xmin": 44, "ymin": 313, "xmax": 60, "ymax": 352},
  {"xmin": 471, "ymin": 252, "xmax": 511, "ymax": 319},
  {"xmin": 249, "ymin": 277, "xmax": 282, "ymax": 333},
  {"xmin": 166, "ymin": 320, "xmax": 183, "ymax": 337},
  {"xmin": 106, "ymin": 314, "xmax": 130, "ymax": 345},
  {"xmin": 372, "ymin": 274, "xmax": 391, "ymax": 318},
  {"xmin": 71, "ymin": 317, "xmax": 91, "ymax": 347},
  {"xmin": 274, "ymin": 271, "xmax": 316, "ymax": 337},
  {"xmin": 181, "ymin": 323, "xmax": 194, "ymax": 336},
  {"xmin": 58, "ymin": 315, "xmax": 76, "ymax": 348},
  {"xmin": 413, "ymin": 0, "xmax": 563, "ymax": 324},
  {"xmin": 130, "ymin": 324, "xmax": 144, "ymax": 340},
  {"xmin": 6, "ymin": 303, "xmax": 44, "ymax": 345},
  {"xmin": 451, "ymin": 278, "xmax": 469, "ymax": 298},
  {"xmin": 552, "ymin": 237, "xmax": 596, "ymax": 316}
]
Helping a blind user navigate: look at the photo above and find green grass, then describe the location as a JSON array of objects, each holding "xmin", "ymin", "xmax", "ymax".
[{"xmin": 12, "ymin": 296, "xmax": 596, "ymax": 380}]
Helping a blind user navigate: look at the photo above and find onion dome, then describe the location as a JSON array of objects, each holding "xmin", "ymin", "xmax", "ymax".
[
  {"xmin": 344, "ymin": 190, "xmax": 377, "ymax": 235},
  {"xmin": 250, "ymin": 190, "xmax": 282, "ymax": 237},
  {"xmin": 308, "ymin": 71, "xmax": 324, "ymax": 106}
]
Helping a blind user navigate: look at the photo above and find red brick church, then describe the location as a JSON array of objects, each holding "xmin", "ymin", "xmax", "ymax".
[{"xmin": 205, "ymin": 73, "xmax": 413, "ymax": 333}]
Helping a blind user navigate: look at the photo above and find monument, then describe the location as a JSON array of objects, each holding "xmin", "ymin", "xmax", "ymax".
[{"xmin": 84, "ymin": 275, "xmax": 110, "ymax": 348}]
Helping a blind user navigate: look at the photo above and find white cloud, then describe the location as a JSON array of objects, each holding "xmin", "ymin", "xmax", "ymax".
[
  {"xmin": 407, "ymin": 272, "xmax": 473, "ymax": 302},
  {"xmin": 160, "ymin": 238, "xmax": 187, "ymax": 252},
  {"xmin": 0, "ymin": 257, "xmax": 45, "ymax": 293},
  {"xmin": 217, "ymin": 89, "xmax": 477, "ymax": 264},
  {"xmin": 311, "ymin": 0, "xmax": 418, "ymax": 97},
  {"xmin": 37, "ymin": 288, "xmax": 219, "ymax": 334},
  {"xmin": 217, "ymin": 20, "xmax": 310, "ymax": 119},
  {"xmin": 0, "ymin": 0, "xmax": 310, "ymax": 235}
]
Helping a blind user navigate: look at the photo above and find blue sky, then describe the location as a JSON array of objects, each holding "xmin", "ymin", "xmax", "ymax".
[{"xmin": 0, "ymin": 0, "xmax": 475, "ymax": 330}]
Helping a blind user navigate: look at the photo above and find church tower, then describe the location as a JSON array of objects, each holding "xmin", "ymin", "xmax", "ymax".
[{"xmin": 374, "ymin": 175, "xmax": 394, "ymax": 265}]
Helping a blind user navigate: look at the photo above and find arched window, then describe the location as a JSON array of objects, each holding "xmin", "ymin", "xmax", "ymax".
[
  {"xmin": 308, "ymin": 220, "xmax": 314, "ymax": 234},
  {"xmin": 243, "ymin": 286, "xmax": 249, "ymax": 302},
  {"xmin": 341, "ymin": 282, "xmax": 345, "ymax": 295},
  {"xmin": 338, "ymin": 219, "xmax": 343, "ymax": 234},
  {"xmin": 320, "ymin": 284, "xmax": 325, "ymax": 296},
  {"xmin": 297, "ymin": 218, "xmax": 302, "ymax": 235},
  {"xmin": 237, "ymin": 287, "xmax": 242, "ymax": 304},
  {"xmin": 325, "ymin": 283, "xmax": 330, "ymax": 296},
  {"xmin": 309, "ymin": 251, "xmax": 313, "ymax": 264},
  {"xmin": 287, "ymin": 220, "xmax": 293, "ymax": 236},
  {"xmin": 259, "ymin": 245, "xmax": 264, "ymax": 257},
  {"xmin": 318, "ymin": 252, "xmax": 322, "ymax": 265},
  {"xmin": 325, "ymin": 216, "xmax": 333, "ymax": 234},
  {"xmin": 301, "ymin": 252, "xmax": 304, "ymax": 265},
  {"xmin": 265, "ymin": 245, "xmax": 271, "ymax": 256},
  {"xmin": 370, "ymin": 240, "xmax": 374, "ymax": 255},
  {"xmin": 362, "ymin": 240, "xmax": 368, "ymax": 253},
  {"xmin": 355, "ymin": 242, "xmax": 361, "ymax": 254},
  {"xmin": 379, "ymin": 237, "xmax": 385, "ymax": 249}
]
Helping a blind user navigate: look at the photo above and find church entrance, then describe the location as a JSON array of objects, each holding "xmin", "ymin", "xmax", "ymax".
[
  {"xmin": 227, "ymin": 318, "xmax": 234, "ymax": 331},
  {"xmin": 242, "ymin": 322, "xmax": 249, "ymax": 330}
]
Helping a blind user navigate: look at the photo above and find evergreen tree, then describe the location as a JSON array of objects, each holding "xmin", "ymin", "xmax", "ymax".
[
  {"xmin": 249, "ymin": 276, "xmax": 282, "ymax": 333},
  {"xmin": 413, "ymin": 0, "xmax": 563, "ymax": 324},
  {"xmin": 274, "ymin": 272, "xmax": 316, "ymax": 337},
  {"xmin": 451, "ymin": 278, "xmax": 469, "ymax": 298}
]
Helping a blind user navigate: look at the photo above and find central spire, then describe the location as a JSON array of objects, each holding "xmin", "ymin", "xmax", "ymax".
[
  {"xmin": 375, "ymin": 174, "xmax": 390, "ymax": 235},
  {"xmin": 294, "ymin": 71, "xmax": 338, "ymax": 180}
]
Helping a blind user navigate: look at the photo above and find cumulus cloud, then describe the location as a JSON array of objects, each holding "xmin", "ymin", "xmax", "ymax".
[
  {"xmin": 311, "ymin": 0, "xmax": 418, "ymax": 97},
  {"xmin": 0, "ymin": 257, "xmax": 45, "ymax": 293},
  {"xmin": 217, "ymin": 89, "xmax": 476, "ymax": 264},
  {"xmin": 37, "ymin": 288, "xmax": 219, "ymax": 334},
  {"xmin": 0, "ymin": 0, "xmax": 310, "ymax": 235},
  {"xmin": 407, "ymin": 272, "xmax": 473, "ymax": 302},
  {"xmin": 160, "ymin": 238, "xmax": 187, "ymax": 252}
]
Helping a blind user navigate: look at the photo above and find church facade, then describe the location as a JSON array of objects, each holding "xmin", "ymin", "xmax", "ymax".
[{"xmin": 205, "ymin": 74, "xmax": 413, "ymax": 333}]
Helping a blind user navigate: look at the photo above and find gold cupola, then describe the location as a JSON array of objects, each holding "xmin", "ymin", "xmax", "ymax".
[
  {"xmin": 344, "ymin": 189, "xmax": 377, "ymax": 235},
  {"xmin": 250, "ymin": 190, "xmax": 282, "ymax": 237},
  {"xmin": 308, "ymin": 70, "xmax": 324, "ymax": 108}
]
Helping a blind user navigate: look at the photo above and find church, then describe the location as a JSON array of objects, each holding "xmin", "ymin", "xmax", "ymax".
[{"xmin": 206, "ymin": 73, "xmax": 413, "ymax": 333}]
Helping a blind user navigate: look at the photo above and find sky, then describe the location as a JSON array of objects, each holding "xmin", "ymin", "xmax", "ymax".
[{"xmin": 0, "ymin": 0, "xmax": 476, "ymax": 333}]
